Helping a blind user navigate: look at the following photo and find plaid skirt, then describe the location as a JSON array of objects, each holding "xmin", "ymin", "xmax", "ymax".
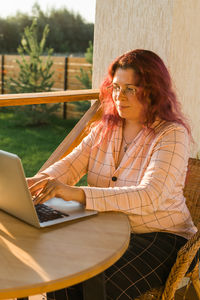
[{"xmin": 46, "ymin": 232, "xmax": 197, "ymax": 300}]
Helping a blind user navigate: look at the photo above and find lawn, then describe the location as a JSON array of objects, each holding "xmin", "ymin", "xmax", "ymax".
[{"xmin": 0, "ymin": 109, "xmax": 87, "ymax": 185}]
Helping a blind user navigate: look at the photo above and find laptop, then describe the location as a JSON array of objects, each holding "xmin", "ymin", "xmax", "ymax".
[{"xmin": 0, "ymin": 150, "xmax": 97, "ymax": 228}]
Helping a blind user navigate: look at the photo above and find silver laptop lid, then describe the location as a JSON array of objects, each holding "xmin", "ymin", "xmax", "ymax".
[{"xmin": 0, "ymin": 150, "xmax": 40, "ymax": 227}]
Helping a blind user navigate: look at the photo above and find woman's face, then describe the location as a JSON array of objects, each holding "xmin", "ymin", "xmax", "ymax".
[{"xmin": 112, "ymin": 68, "xmax": 144, "ymax": 124}]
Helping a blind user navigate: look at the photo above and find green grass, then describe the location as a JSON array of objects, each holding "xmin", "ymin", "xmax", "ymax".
[{"xmin": 0, "ymin": 109, "xmax": 87, "ymax": 185}]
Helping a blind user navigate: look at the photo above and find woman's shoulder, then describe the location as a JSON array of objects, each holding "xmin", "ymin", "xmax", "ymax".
[
  {"xmin": 151, "ymin": 119, "xmax": 188, "ymax": 135},
  {"xmin": 148, "ymin": 119, "xmax": 190, "ymax": 148}
]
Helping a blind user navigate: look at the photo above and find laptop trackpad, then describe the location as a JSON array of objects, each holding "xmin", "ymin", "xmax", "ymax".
[{"xmin": 45, "ymin": 197, "xmax": 84, "ymax": 214}]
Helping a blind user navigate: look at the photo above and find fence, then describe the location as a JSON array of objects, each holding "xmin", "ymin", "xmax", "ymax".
[
  {"xmin": 0, "ymin": 55, "xmax": 92, "ymax": 118},
  {"xmin": 0, "ymin": 55, "xmax": 92, "ymax": 94}
]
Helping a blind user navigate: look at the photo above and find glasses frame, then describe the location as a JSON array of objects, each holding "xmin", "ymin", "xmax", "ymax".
[{"xmin": 107, "ymin": 83, "xmax": 139, "ymax": 97}]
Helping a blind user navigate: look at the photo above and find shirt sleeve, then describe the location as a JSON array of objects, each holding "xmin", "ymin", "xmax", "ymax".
[
  {"xmin": 83, "ymin": 125, "xmax": 190, "ymax": 214},
  {"xmin": 41, "ymin": 129, "xmax": 94, "ymax": 186}
]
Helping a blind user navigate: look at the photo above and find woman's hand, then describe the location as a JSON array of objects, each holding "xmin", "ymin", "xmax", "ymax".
[
  {"xmin": 29, "ymin": 177, "xmax": 86, "ymax": 205},
  {"xmin": 27, "ymin": 173, "xmax": 48, "ymax": 188}
]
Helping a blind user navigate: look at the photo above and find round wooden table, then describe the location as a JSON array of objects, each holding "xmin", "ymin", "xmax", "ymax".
[{"xmin": 0, "ymin": 210, "xmax": 130, "ymax": 299}]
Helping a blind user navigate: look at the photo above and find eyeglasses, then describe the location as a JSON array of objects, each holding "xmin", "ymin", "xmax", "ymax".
[{"xmin": 107, "ymin": 84, "xmax": 138, "ymax": 97}]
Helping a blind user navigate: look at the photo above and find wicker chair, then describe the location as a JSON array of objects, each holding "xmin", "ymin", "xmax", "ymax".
[{"xmin": 136, "ymin": 157, "xmax": 200, "ymax": 300}]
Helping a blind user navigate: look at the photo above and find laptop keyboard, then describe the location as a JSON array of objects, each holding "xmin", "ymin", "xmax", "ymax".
[{"xmin": 35, "ymin": 204, "xmax": 69, "ymax": 223}]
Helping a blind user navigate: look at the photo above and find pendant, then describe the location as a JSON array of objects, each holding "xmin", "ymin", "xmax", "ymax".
[{"xmin": 124, "ymin": 145, "xmax": 128, "ymax": 152}]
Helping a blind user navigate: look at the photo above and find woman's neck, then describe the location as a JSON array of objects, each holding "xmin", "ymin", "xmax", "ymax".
[{"xmin": 123, "ymin": 120, "xmax": 143, "ymax": 141}]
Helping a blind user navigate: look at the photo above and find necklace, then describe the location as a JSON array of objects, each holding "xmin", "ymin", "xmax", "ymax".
[{"xmin": 123, "ymin": 135, "xmax": 132, "ymax": 152}]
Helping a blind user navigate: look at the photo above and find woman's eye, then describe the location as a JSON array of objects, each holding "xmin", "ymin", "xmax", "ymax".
[{"xmin": 126, "ymin": 88, "xmax": 133, "ymax": 93}]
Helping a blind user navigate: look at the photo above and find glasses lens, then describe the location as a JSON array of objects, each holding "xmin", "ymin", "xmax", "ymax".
[{"xmin": 108, "ymin": 84, "xmax": 137, "ymax": 96}]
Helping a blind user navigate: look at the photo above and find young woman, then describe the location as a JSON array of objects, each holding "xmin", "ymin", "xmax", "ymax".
[{"xmin": 28, "ymin": 49, "xmax": 196, "ymax": 299}]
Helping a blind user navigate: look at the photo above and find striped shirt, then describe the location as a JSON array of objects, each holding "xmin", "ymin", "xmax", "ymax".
[{"xmin": 43, "ymin": 119, "xmax": 196, "ymax": 239}]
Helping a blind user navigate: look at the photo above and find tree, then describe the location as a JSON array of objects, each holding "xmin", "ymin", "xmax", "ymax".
[
  {"xmin": 74, "ymin": 41, "xmax": 93, "ymax": 113},
  {"xmin": 76, "ymin": 41, "xmax": 93, "ymax": 89},
  {"xmin": 6, "ymin": 19, "xmax": 59, "ymax": 125},
  {"xmin": 7, "ymin": 19, "xmax": 54, "ymax": 93},
  {"xmin": 0, "ymin": 4, "xmax": 94, "ymax": 54}
]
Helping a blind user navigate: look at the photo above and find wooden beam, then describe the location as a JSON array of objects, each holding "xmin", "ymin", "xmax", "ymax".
[
  {"xmin": 39, "ymin": 100, "xmax": 101, "ymax": 172},
  {"xmin": 0, "ymin": 89, "xmax": 99, "ymax": 107}
]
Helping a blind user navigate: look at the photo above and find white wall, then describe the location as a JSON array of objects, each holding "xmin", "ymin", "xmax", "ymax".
[{"xmin": 92, "ymin": 0, "xmax": 200, "ymax": 156}]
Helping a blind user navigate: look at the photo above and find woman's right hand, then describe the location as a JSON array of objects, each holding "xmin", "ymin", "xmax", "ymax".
[{"xmin": 26, "ymin": 173, "xmax": 48, "ymax": 188}]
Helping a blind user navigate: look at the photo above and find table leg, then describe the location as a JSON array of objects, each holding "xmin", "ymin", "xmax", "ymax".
[{"xmin": 83, "ymin": 272, "xmax": 106, "ymax": 300}]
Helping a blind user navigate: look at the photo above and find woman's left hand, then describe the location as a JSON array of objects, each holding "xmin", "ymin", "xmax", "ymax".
[{"xmin": 29, "ymin": 177, "xmax": 86, "ymax": 205}]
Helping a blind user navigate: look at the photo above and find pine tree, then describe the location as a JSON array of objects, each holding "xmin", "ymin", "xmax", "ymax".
[
  {"xmin": 6, "ymin": 19, "xmax": 59, "ymax": 125},
  {"xmin": 76, "ymin": 41, "xmax": 93, "ymax": 89},
  {"xmin": 74, "ymin": 41, "xmax": 93, "ymax": 113},
  {"xmin": 7, "ymin": 19, "xmax": 54, "ymax": 93}
]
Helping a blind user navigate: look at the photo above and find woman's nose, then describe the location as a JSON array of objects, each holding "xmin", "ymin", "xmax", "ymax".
[{"xmin": 117, "ymin": 89, "xmax": 126, "ymax": 100}]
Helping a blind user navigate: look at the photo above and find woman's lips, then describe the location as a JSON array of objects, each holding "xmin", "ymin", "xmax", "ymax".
[{"xmin": 117, "ymin": 105, "xmax": 129, "ymax": 110}]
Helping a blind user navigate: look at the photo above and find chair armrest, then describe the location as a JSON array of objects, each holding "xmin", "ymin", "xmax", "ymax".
[{"xmin": 161, "ymin": 224, "xmax": 200, "ymax": 300}]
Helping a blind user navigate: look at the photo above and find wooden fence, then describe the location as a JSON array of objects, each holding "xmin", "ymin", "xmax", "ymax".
[
  {"xmin": 0, "ymin": 55, "xmax": 92, "ymax": 118},
  {"xmin": 0, "ymin": 55, "xmax": 92, "ymax": 94}
]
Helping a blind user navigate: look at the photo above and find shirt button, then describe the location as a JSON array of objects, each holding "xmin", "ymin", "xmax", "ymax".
[{"xmin": 112, "ymin": 176, "xmax": 117, "ymax": 182}]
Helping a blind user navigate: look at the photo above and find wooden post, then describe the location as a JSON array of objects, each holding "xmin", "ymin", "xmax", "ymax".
[
  {"xmin": 1, "ymin": 55, "xmax": 4, "ymax": 94},
  {"xmin": 39, "ymin": 100, "xmax": 100, "ymax": 172},
  {"xmin": 63, "ymin": 56, "xmax": 68, "ymax": 119}
]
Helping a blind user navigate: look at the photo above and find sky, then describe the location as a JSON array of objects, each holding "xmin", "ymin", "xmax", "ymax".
[{"xmin": 0, "ymin": 0, "xmax": 96, "ymax": 23}]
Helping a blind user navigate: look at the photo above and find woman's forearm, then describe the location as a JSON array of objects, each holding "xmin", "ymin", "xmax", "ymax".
[{"xmin": 63, "ymin": 186, "xmax": 86, "ymax": 205}]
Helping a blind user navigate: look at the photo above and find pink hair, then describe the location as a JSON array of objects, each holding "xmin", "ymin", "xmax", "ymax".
[{"xmin": 93, "ymin": 49, "xmax": 191, "ymax": 139}]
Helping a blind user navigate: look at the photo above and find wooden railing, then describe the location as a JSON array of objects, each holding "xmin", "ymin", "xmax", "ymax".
[
  {"xmin": 0, "ymin": 89, "xmax": 99, "ymax": 107},
  {"xmin": 0, "ymin": 89, "xmax": 101, "ymax": 170}
]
